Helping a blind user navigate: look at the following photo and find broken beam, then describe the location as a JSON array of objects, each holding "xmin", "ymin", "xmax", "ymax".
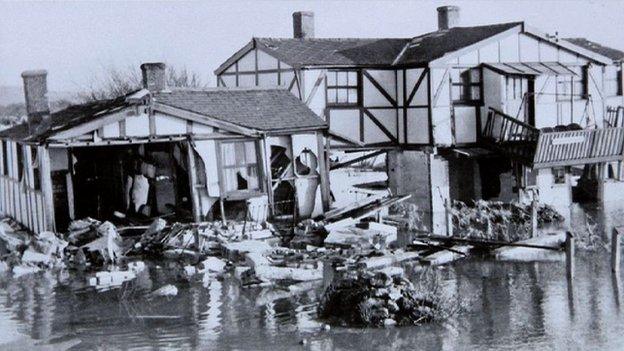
[{"xmin": 330, "ymin": 150, "xmax": 386, "ymax": 171}]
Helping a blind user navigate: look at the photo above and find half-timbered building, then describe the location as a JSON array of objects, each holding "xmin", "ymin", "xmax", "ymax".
[
  {"xmin": 215, "ymin": 7, "xmax": 624, "ymax": 234},
  {"xmin": 0, "ymin": 63, "xmax": 330, "ymax": 233}
]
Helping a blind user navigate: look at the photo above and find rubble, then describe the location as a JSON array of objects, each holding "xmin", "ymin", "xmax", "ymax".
[
  {"xmin": 318, "ymin": 268, "xmax": 454, "ymax": 327},
  {"xmin": 451, "ymin": 200, "xmax": 565, "ymax": 242}
]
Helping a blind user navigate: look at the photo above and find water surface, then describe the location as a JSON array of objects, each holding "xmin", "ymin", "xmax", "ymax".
[{"xmin": 2, "ymin": 202, "xmax": 624, "ymax": 350}]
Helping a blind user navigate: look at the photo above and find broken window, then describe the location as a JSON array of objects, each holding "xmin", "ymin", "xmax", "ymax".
[
  {"xmin": 220, "ymin": 140, "xmax": 260, "ymax": 194},
  {"xmin": 552, "ymin": 167, "xmax": 566, "ymax": 184},
  {"xmin": 451, "ymin": 67, "xmax": 481, "ymax": 104},
  {"xmin": 295, "ymin": 149, "xmax": 317, "ymax": 176},
  {"xmin": 326, "ymin": 70, "xmax": 358, "ymax": 105}
]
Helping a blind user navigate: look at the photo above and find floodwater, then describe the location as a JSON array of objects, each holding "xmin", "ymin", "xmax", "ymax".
[{"xmin": 3, "ymin": 181, "xmax": 624, "ymax": 350}]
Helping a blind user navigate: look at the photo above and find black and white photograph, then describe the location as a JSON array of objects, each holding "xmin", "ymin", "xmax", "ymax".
[{"xmin": 1, "ymin": 1, "xmax": 624, "ymax": 349}]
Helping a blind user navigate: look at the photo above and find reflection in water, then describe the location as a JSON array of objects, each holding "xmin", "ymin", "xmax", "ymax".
[{"xmin": 2, "ymin": 202, "xmax": 624, "ymax": 350}]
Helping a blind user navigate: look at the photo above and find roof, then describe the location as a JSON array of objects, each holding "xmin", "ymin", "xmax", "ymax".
[
  {"xmin": 564, "ymin": 38, "xmax": 624, "ymax": 62},
  {"xmin": 153, "ymin": 88, "xmax": 327, "ymax": 132},
  {"xmin": 216, "ymin": 22, "xmax": 523, "ymax": 73},
  {"xmin": 256, "ymin": 38, "xmax": 410, "ymax": 67},
  {"xmin": 483, "ymin": 62, "xmax": 578, "ymax": 76},
  {"xmin": 395, "ymin": 22, "xmax": 522, "ymax": 65},
  {"xmin": 0, "ymin": 94, "xmax": 131, "ymax": 142}
]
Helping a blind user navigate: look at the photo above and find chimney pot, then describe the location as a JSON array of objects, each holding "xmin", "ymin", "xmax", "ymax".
[
  {"xmin": 21, "ymin": 69, "xmax": 50, "ymax": 134},
  {"xmin": 293, "ymin": 11, "xmax": 314, "ymax": 39},
  {"xmin": 140, "ymin": 62, "xmax": 167, "ymax": 92},
  {"xmin": 437, "ymin": 6, "xmax": 460, "ymax": 30}
]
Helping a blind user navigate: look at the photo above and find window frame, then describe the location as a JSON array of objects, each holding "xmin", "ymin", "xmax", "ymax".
[
  {"xmin": 605, "ymin": 65, "xmax": 623, "ymax": 97},
  {"xmin": 217, "ymin": 139, "xmax": 263, "ymax": 199},
  {"xmin": 451, "ymin": 67, "xmax": 482, "ymax": 105},
  {"xmin": 552, "ymin": 167, "xmax": 567, "ymax": 185},
  {"xmin": 556, "ymin": 66, "xmax": 586, "ymax": 102},
  {"xmin": 325, "ymin": 70, "xmax": 360, "ymax": 107}
]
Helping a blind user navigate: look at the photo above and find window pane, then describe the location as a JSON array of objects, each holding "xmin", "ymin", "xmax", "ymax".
[
  {"xmin": 347, "ymin": 89, "xmax": 358, "ymax": 103},
  {"xmin": 337, "ymin": 88, "xmax": 348, "ymax": 103},
  {"xmin": 221, "ymin": 143, "xmax": 236, "ymax": 166},
  {"xmin": 235, "ymin": 142, "xmax": 246, "ymax": 164},
  {"xmin": 337, "ymin": 71, "xmax": 348, "ymax": 86},
  {"xmin": 452, "ymin": 86, "xmax": 462, "ymax": 101},
  {"xmin": 347, "ymin": 71, "xmax": 357, "ymax": 85},
  {"xmin": 244, "ymin": 141, "xmax": 256, "ymax": 164},
  {"xmin": 327, "ymin": 88, "xmax": 337, "ymax": 103},
  {"xmin": 326, "ymin": 72, "xmax": 337, "ymax": 86}
]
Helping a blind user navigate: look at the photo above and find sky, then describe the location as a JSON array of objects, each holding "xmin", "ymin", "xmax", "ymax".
[{"xmin": 1, "ymin": 0, "xmax": 623, "ymax": 92}]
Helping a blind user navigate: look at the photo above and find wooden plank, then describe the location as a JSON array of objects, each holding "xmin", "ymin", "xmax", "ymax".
[
  {"xmin": 327, "ymin": 130, "xmax": 365, "ymax": 147},
  {"xmin": 66, "ymin": 172, "xmax": 75, "ymax": 220},
  {"xmin": 260, "ymin": 137, "xmax": 274, "ymax": 215},
  {"xmin": 50, "ymin": 107, "xmax": 132, "ymax": 140},
  {"xmin": 316, "ymin": 131, "xmax": 331, "ymax": 212},
  {"xmin": 38, "ymin": 146, "xmax": 55, "ymax": 232},
  {"xmin": 186, "ymin": 140, "xmax": 202, "ymax": 222},
  {"xmin": 330, "ymin": 150, "xmax": 385, "ymax": 171}
]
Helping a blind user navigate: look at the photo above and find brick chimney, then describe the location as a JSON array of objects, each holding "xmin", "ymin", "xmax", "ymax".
[
  {"xmin": 293, "ymin": 11, "xmax": 314, "ymax": 39},
  {"xmin": 140, "ymin": 62, "xmax": 167, "ymax": 92},
  {"xmin": 437, "ymin": 6, "xmax": 460, "ymax": 30},
  {"xmin": 21, "ymin": 69, "xmax": 51, "ymax": 134}
]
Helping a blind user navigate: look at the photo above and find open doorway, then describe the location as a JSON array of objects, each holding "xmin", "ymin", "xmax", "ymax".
[{"xmin": 69, "ymin": 142, "xmax": 193, "ymax": 225}]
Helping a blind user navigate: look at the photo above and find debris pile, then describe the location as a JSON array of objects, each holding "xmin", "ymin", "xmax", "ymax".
[
  {"xmin": 0, "ymin": 218, "xmax": 69, "ymax": 277},
  {"xmin": 452, "ymin": 200, "xmax": 564, "ymax": 242},
  {"xmin": 65, "ymin": 218, "xmax": 123, "ymax": 267},
  {"xmin": 318, "ymin": 268, "xmax": 459, "ymax": 327},
  {"xmin": 129, "ymin": 219, "xmax": 277, "ymax": 260},
  {"xmin": 291, "ymin": 194, "xmax": 410, "ymax": 250}
]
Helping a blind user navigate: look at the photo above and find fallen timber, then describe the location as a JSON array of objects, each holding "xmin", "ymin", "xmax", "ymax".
[{"xmin": 420, "ymin": 234, "xmax": 564, "ymax": 251}]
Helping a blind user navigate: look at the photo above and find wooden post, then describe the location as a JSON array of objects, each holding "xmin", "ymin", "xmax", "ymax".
[
  {"xmin": 565, "ymin": 231, "xmax": 575, "ymax": 281},
  {"xmin": 445, "ymin": 199, "xmax": 453, "ymax": 237},
  {"xmin": 260, "ymin": 137, "xmax": 274, "ymax": 217},
  {"xmin": 317, "ymin": 131, "xmax": 331, "ymax": 212},
  {"xmin": 531, "ymin": 198, "xmax": 538, "ymax": 238},
  {"xmin": 612, "ymin": 227, "xmax": 621, "ymax": 274},
  {"xmin": 38, "ymin": 146, "xmax": 55, "ymax": 232},
  {"xmin": 186, "ymin": 140, "xmax": 201, "ymax": 223}
]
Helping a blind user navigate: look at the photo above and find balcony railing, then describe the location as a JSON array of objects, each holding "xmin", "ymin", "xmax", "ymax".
[{"xmin": 483, "ymin": 107, "xmax": 624, "ymax": 168}]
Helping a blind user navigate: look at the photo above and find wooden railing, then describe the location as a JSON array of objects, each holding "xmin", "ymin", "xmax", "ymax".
[
  {"xmin": 482, "ymin": 108, "xmax": 540, "ymax": 163},
  {"xmin": 533, "ymin": 127, "xmax": 624, "ymax": 168},
  {"xmin": 482, "ymin": 107, "xmax": 624, "ymax": 168},
  {"xmin": 483, "ymin": 108, "xmax": 540, "ymax": 143}
]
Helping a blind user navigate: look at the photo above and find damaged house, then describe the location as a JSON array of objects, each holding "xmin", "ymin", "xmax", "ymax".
[
  {"xmin": 215, "ymin": 7, "xmax": 624, "ymax": 234},
  {"xmin": 0, "ymin": 63, "xmax": 330, "ymax": 233}
]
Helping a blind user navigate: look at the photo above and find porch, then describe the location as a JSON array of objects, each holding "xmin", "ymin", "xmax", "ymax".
[{"xmin": 482, "ymin": 107, "xmax": 624, "ymax": 168}]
